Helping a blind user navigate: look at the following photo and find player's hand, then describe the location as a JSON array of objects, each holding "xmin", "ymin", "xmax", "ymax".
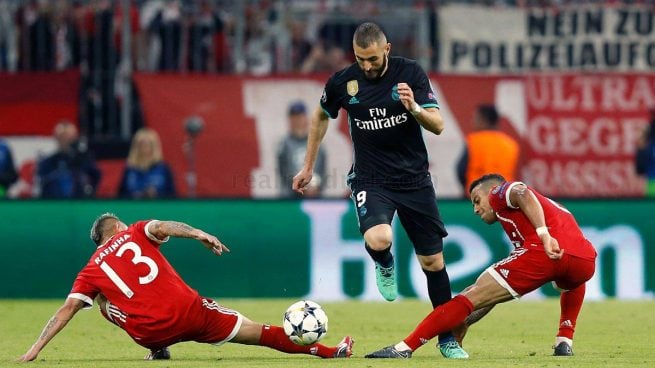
[
  {"xmin": 17, "ymin": 349, "xmax": 38, "ymax": 362},
  {"xmin": 196, "ymin": 230, "xmax": 230, "ymax": 256},
  {"xmin": 542, "ymin": 234, "xmax": 564, "ymax": 260},
  {"xmin": 292, "ymin": 169, "xmax": 313, "ymax": 195},
  {"xmin": 397, "ymin": 82, "xmax": 416, "ymax": 111}
]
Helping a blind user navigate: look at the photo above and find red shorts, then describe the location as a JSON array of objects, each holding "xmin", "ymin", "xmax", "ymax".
[
  {"xmin": 186, "ymin": 297, "xmax": 243, "ymax": 345},
  {"xmin": 100, "ymin": 297, "xmax": 242, "ymax": 350},
  {"xmin": 486, "ymin": 247, "xmax": 595, "ymax": 297}
]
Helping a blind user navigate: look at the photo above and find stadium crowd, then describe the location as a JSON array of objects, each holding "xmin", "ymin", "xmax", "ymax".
[
  {"xmin": 0, "ymin": 0, "xmax": 652, "ymax": 199},
  {"xmin": 1, "ymin": 0, "xmax": 644, "ymax": 74}
]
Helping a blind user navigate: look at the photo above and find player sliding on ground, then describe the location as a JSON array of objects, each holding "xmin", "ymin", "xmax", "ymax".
[
  {"xmin": 366, "ymin": 173, "xmax": 597, "ymax": 359},
  {"xmin": 18, "ymin": 214, "xmax": 353, "ymax": 362}
]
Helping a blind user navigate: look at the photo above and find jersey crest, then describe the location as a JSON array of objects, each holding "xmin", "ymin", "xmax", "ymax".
[
  {"xmin": 347, "ymin": 80, "xmax": 359, "ymax": 96},
  {"xmin": 391, "ymin": 85, "xmax": 400, "ymax": 101}
]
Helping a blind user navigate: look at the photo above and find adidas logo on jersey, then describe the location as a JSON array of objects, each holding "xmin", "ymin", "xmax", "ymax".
[
  {"xmin": 499, "ymin": 269, "xmax": 510, "ymax": 278},
  {"xmin": 348, "ymin": 96, "xmax": 360, "ymax": 104}
]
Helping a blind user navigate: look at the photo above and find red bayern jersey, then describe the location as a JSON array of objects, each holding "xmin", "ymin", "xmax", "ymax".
[
  {"xmin": 489, "ymin": 181, "xmax": 596, "ymax": 261},
  {"xmin": 69, "ymin": 220, "xmax": 200, "ymax": 343}
]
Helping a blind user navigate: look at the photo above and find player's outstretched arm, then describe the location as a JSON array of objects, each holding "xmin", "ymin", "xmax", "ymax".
[
  {"xmin": 18, "ymin": 297, "xmax": 85, "ymax": 362},
  {"xmin": 149, "ymin": 220, "xmax": 230, "ymax": 256},
  {"xmin": 509, "ymin": 184, "xmax": 563, "ymax": 259},
  {"xmin": 293, "ymin": 107, "xmax": 329, "ymax": 195}
]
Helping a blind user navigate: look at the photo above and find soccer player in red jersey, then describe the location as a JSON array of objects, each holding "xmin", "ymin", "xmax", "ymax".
[
  {"xmin": 19, "ymin": 213, "xmax": 353, "ymax": 362},
  {"xmin": 366, "ymin": 173, "xmax": 597, "ymax": 359}
]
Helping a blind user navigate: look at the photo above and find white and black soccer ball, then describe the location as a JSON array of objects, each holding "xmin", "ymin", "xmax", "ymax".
[{"xmin": 282, "ymin": 300, "xmax": 328, "ymax": 345}]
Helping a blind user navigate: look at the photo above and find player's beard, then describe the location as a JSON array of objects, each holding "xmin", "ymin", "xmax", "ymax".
[{"xmin": 363, "ymin": 53, "xmax": 388, "ymax": 81}]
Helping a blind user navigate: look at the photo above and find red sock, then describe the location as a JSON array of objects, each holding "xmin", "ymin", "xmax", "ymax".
[
  {"xmin": 259, "ymin": 325, "xmax": 335, "ymax": 358},
  {"xmin": 403, "ymin": 295, "xmax": 474, "ymax": 351},
  {"xmin": 558, "ymin": 284, "xmax": 585, "ymax": 340}
]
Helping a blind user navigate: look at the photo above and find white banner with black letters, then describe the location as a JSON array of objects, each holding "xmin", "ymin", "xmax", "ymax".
[{"xmin": 439, "ymin": 4, "xmax": 655, "ymax": 73}]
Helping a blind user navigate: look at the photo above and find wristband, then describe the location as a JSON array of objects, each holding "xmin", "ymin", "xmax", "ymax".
[
  {"xmin": 410, "ymin": 102, "xmax": 421, "ymax": 116},
  {"xmin": 536, "ymin": 226, "xmax": 549, "ymax": 236}
]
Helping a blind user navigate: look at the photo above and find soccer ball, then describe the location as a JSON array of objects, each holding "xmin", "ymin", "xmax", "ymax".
[{"xmin": 282, "ymin": 300, "xmax": 328, "ymax": 345}]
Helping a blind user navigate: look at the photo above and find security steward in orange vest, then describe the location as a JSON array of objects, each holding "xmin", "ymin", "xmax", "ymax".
[{"xmin": 457, "ymin": 105, "xmax": 520, "ymax": 196}]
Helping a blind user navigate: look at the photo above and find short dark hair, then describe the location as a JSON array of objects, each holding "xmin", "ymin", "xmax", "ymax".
[
  {"xmin": 469, "ymin": 173, "xmax": 506, "ymax": 195},
  {"xmin": 90, "ymin": 213, "xmax": 120, "ymax": 245},
  {"xmin": 477, "ymin": 105, "xmax": 499, "ymax": 127},
  {"xmin": 353, "ymin": 22, "xmax": 386, "ymax": 49}
]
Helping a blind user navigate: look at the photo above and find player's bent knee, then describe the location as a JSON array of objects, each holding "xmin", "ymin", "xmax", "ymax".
[
  {"xmin": 417, "ymin": 253, "xmax": 444, "ymax": 270},
  {"xmin": 231, "ymin": 318, "xmax": 263, "ymax": 345},
  {"xmin": 364, "ymin": 225, "xmax": 393, "ymax": 250},
  {"xmin": 464, "ymin": 272, "xmax": 514, "ymax": 309}
]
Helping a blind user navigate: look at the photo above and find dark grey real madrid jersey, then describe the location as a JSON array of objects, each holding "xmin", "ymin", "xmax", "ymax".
[{"xmin": 320, "ymin": 56, "xmax": 439, "ymax": 190}]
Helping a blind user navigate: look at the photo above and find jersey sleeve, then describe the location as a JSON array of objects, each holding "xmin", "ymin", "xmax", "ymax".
[
  {"xmin": 489, "ymin": 181, "xmax": 525, "ymax": 212},
  {"xmin": 319, "ymin": 74, "xmax": 341, "ymax": 119},
  {"xmin": 488, "ymin": 182, "xmax": 511, "ymax": 212},
  {"xmin": 69, "ymin": 273, "xmax": 99, "ymax": 309},
  {"xmin": 410, "ymin": 63, "xmax": 439, "ymax": 109},
  {"xmin": 132, "ymin": 220, "xmax": 170, "ymax": 246}
]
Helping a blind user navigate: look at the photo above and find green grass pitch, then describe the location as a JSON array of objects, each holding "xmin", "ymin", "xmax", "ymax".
[{"xmin": 2, "ymin": 298, "xmax": 654, "ymax": 367}]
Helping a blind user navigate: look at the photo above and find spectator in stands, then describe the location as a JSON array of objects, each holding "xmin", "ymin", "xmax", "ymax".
[
  {"xmin": 0, "ymin": 139, "xmax": 18, "ymax": 198},
  {"xmin": 52, "ymin": 0, "xmax": 80, "ymax": 71},
  {"xmin": 112, "ymin": 0, "xmax": 141, "ymax": 69},
  {"xmin": 187, "ymin": 0, "xmax": 225, "ymax": 72},
  {"xmin": 300, "ymin": 42, "xmax": 351, "ymax": 74},
  {"xmin": 0, "ymin": 0, "xmax": 17, "ymax": 72},
  {"xmin": 37, "ymin": 121, "xmax": 101, "ymax": 198},
  {"xmin": 288, "ymin": 19, "xmax": 312, "ymax": 72},
  {"xmin": 148, "ymin": 0, "xmax": 182, "ymax": 71},
  {"xmin": 457, "ymin": 104, "xmax": 519, "ymax": 197},
  {"xmin": 242, "ymin": 3, "xmax": 273, "ymax": 75},
  {"xmin": 316, "ymin": 15, "xmax": 359, "ymax": 57},
  {"xmin": 635, "ymin": 108, "xmax": 655, "ymax": 197},
  {"xmin": 277, "ymin": 101, "xmax": 326, "ymax": 198},
  {"xmin": 118, "ymin": 127, "xmax": 176, "ymax": 199},
  {"xmin": 16, "ymin": 0, "xmax": 54, "ymax": 71}
]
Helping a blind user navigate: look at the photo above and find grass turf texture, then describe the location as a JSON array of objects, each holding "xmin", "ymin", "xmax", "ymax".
[{"xmin": 2, "ymin": 299, "xmax": 653, "ymax": 367}]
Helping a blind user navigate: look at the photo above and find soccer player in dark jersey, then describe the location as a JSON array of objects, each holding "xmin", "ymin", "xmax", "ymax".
[
  {"xmin": 365, "ymin": 173, "xmax": 597, "ymax": 359},
  {"xmin": 292, "ymin": 22, "xmax": 468, "ymax": 359},
  {"xmin": 18, "ymin": 214, "xmax": 353, "ymax": 362}
]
